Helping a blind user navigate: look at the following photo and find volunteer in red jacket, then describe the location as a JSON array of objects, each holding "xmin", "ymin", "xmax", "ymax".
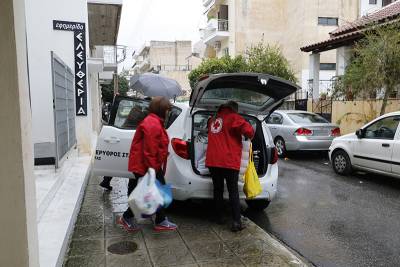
[
  {"xmin": 206, "ymin": 101, "xmax": 254, "ymax": 232},
  {"xmin": 118, "ymin": 96, "xmax": 177, "ymax": 232}
]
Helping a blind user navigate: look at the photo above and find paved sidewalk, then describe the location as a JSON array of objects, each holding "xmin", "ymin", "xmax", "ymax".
[{"xmin": 63, "ymin": 175, "xmax": 308, "ymax": 267}]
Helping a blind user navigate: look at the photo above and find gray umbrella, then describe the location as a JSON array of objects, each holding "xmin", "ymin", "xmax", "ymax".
[{"xmin": 130, "ymin": 73, "xmax": 183, "ymax": 99}]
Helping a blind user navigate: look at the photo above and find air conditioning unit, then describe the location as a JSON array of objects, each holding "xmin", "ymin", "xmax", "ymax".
[{"xmin": 214, "ymin": 41, "xmax": 221, "ymax": 50}]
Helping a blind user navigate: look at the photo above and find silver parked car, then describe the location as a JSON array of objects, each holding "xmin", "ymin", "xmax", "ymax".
[{"xmin": 266, "ymin": 110, "xmax": 340, "ymax": 157}]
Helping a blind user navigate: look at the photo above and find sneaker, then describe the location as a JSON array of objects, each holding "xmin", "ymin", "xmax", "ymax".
[
  {"xmin": 231, "ymin": 221, "xmax": 245, "ymax": 232},
  {"xmin": 154, "ymin": 218, "xmax": 177, "ymax": 231},
  {"xmin": 117, "ymin": 216, "xmax": 140, "ymax": 233},
  {"xmin": 99, "ymin": 180, "xmax": 112, "ymax": 191}
]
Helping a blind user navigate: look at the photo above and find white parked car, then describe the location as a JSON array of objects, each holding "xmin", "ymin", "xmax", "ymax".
[
  {"xmin": 93, "ymin": 73, "xmax": 298, "ymax": 210},
  {"xmin": 329, "ymin": 112, "xmax": 400, "ymax": 178}
]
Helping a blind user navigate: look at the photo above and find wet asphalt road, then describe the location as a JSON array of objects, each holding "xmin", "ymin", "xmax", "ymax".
[{"xmin": 247, "ymin": 152, "xmax": 400, "ymax": 267}]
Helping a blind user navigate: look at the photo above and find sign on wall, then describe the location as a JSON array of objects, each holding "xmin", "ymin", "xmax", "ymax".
[{"xmin": 53, "ymin": 20, "xmax": 87, "ymax": 116}]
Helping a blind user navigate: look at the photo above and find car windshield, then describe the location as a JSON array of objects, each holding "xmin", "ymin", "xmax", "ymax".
[
  {"xmin": 288, "ymin": 113, "xmax": 328, "ymax": 123},
  {"xmin": 200, "ymin": 88, "xmax": 272, "ymax": 106}
]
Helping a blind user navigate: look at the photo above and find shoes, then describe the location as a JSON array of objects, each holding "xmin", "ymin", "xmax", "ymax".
[
  {"xmin": 231, "ymin": 221, "xmax": 245, "ymax": 232},
  {"xmin": 99, "ymin": 180, "xmax": 112, "ymax": 191},
  {"xmin": 154, "ymin": 218, "xmax": 177, "ymax": 231},
  {"xmin": 117, "ymin": 216, "xmax": 140, "ymax": 233}
]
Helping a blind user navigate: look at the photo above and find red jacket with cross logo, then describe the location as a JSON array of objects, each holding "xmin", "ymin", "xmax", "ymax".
[
  {"xmin": 206, "ymin": 107, "xmax": 255, "ymax": 171},
  {"xmin": 128, "ymin": 113, "xmax": 169, "ymax": 176}
]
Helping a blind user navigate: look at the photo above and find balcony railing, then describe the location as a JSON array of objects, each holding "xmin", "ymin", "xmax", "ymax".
[{"xmin": 203, "ymin": 19, "xmax": 229, "ymax": 41}]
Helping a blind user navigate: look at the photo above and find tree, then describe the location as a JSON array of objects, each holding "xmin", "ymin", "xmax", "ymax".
[
  {"xmin": 188, "ymin": 55, "xmax": 248, "ymax": 89},
  {"xmin": 333, "ymin": 23, "xmax": 400, "ymax": 115},
  {"xmin": 246, "ymin": 43, "xmax": 297, "ymax": 83},
  {"xmin": 101, "ymin": 75, "xmax": 129, "ymax": 103},
  {"xmin": 188, "ymin": 43, "xmax": 297, "ymax": 89}
]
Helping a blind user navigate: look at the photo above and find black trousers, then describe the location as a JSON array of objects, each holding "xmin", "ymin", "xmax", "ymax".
[
  {"xmin": 209, "ymin": 167, "xmax": 241, "ymax": 223},
  {"xmin": 123, "ymin": 172, "xmax": 166, "ymax": 224}
]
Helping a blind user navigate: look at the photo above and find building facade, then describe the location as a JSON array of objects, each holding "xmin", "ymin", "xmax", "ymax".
[
  {"xmin": 132, "ymin": 40, "xmax": 202, "ymax": 96},
  {"xmin": 201, "ymin": 0, "xmax": 361, "ymax": 95},
  {"xmin": 26, "ymin": 0, "xmax": 123, "ymax": 165}
]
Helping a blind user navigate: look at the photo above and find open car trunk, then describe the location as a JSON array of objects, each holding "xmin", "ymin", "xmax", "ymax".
[{"xmin": 191, "ymin": 111, "xmax": 269, "ymax": 177}]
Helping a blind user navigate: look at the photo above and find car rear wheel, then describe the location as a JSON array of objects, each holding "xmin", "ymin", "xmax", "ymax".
[
  {"xmin": 332, "ymin": 150, "xmax": 352, "ymax": 175},
  {"xmin": 245, "ymin": 199, "xmax": 270, "ymax": 211},
  {"xmin": 274, "ymin": 137, "xmax": 286, "ymax": 158}
]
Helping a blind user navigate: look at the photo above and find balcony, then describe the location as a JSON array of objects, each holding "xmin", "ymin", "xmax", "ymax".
[{"xmin": 203, "ymin": 19, "xmax": 229, "ymax": 45}]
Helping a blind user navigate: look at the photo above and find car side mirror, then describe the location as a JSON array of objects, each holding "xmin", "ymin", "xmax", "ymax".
[{"xmin": 356, "ymin": 129, "xmax": 364, "ymax": 139}]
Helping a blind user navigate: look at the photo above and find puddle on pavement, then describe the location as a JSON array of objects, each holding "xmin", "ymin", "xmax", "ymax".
[{"xmin": 107, "ymin": 241, "xmax": 138, "ymax": 255}]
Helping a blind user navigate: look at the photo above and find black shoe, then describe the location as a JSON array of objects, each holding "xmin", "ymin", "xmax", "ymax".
[
  {"xmin": 231, "ymin": 221, "xmax": 245, "ymax": 232},
  {"xmin": 99, "ymin": 180, "xmax": 112, "ymax": 191}
]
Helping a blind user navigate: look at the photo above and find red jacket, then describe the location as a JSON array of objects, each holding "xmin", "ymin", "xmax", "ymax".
[
  {"xmin": 206, "ymin": 107, "xmax": 255, "ymax": 171},
  {"xmin": 128, "ymin": 113, "xmax": 169, "ymax": 176}
]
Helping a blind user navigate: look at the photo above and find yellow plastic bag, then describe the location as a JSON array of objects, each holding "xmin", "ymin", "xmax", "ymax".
[{"xmin": 243, "ymin": 144, "xmax": 262, "ymax": 199}]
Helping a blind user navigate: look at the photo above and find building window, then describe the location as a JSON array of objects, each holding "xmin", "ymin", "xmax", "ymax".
[
  {"xmin": 382, "ymin": 0, "xmax": 393, "ymax": 6},
  {"xmin": 318, "ymin": 17, "xmax": 338, "ymax": 26},
  {"xmin": 369, "ymin": 0, "xmax": 377, "ymax": 4},
  {"xmin": 320, "ymin": 63, "xmax": 336, "ymax": 71},
  {"xmin": 223, "ymin": 47, "xmax": 229, "ymax": 56}
]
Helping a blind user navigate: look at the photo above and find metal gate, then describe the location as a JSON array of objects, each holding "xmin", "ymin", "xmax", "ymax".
[{"xmin": 51, "ymin": 52, "xmax": 76, "ymax": 167}]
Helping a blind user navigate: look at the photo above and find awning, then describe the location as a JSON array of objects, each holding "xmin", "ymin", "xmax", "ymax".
[{"xmin": 88, "ymin": 0, "xmax": 122, "ymax": 47}]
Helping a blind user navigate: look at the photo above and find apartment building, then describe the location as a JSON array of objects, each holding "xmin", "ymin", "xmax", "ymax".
[
  {"xmin": 132, "ymin": 40, "xmax": 202, "ymax": 96},
  {"xmin": 201, "ymin": 0, "xmax": 362, "ymax": 94},
  {"xmin": 360, "ymin": 0, "xmax": 397, "ymax": 15}
]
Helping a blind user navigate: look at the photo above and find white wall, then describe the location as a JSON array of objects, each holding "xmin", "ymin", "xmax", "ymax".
[
  {"xmin": 360, "ymin": 0, "xmax": 383, "ymax": 16},
  {"xmin": 25, "ymin": 0, "xmax": 92, "ymax": 153}
]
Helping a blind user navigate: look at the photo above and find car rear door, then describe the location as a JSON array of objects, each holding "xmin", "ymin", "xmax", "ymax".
[
  {"xmin": 93, "ymin": 97, "xmax": 150, "ymax": 178},
  {"xmin": 190, "ymin": 73, "xmax": 299, "ymax": 116},
  {"xmin": 353, "ymin": 115, "xmax": 400, "ymax": 173},
  {"xmin": 390, "ymin": 117, "xmax": 400, "ymax": 175}
]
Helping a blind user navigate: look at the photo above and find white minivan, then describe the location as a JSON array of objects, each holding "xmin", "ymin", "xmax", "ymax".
[
  {"xmin": 330, "ymin": 111, "xmax": 400, "ymax": 178},
  {"xmin": 93, "ymin": 73, "xmax": 299, "ymax": 210}
]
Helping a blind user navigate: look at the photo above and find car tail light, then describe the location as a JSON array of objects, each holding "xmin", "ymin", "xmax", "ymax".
[
  {"xmin": 331, "ymin": 127, "xmax": 341, "ymax": 137},
  {"xmin": 270, "ymin": 147, "xmax": 279, "ymax": 164},
  {"xmin": 295, "ymin": 128, "xmax": 313, "ymax": 136},
  {"xmin": 171, "ymin": 138, "xmax": 190, "ymax": 159}
]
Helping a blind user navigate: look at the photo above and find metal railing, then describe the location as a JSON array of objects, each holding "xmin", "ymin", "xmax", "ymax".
[
  {"xmin": 156, "ymin": 65, "xmax": 192, "ymax": 72},
  {"xmin": 103, "ymin": 45, "xmax": 127, "ymax": 65},
  {"xmin": 203, "ymin": 19, "xmax": 229, "ymax": 40}
]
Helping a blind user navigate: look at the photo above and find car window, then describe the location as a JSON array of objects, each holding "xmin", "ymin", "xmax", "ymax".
[
  {"xmin": 364, "ymin": 116, "xmax": 400, "ymax": 140},
  {"xmin": 113, "ymin": 99, "xmax": 149, "ymax": 129},
  {"xmin": 165, "ymin": 106, "xmax": 182, "ymax": 129},
  {"xmin": 266, "ymin": 114, "xmax": 283, "ymax": 124},
  {"xmin": 113, "ymin": 99, "xmax": 180, "ymax": 130},
  {"xmin": 287, "ymin": 113, "xmax": 328, "ymax": 123},
  {"xmin": 201, "ymin": 88, "xmax": 272, "ymax": 106}
]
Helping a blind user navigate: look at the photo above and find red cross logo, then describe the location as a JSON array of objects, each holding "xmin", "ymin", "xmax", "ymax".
[{"xmin": 211, "ymin": 118, "xmax": 223, "ymax": 133}]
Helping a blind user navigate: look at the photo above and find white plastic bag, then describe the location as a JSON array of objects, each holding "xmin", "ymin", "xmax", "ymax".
[
  {"xmin": 128, "ymin": 168, "xmax": 163, "ymax": 219},
  {"xmin": 194, "ymin": 135, "xmax": 210, "ymax": 175},
  {"xmin": 240, "ymin": 139, "xmax": 251, "ymax": 178}
]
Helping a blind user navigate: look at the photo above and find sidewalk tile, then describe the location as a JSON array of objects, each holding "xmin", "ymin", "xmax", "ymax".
[
  {"xmin": 68, "ymin": 239, "xmax": 104, "ymax": 257},
  {"xmin": 189, "ymin": 241, "xmax": 235, "ymax": 261},
  {"xmin": 225, "ymin": 237, "xmax": 277, "ymax": 258},
  {"xmin": 106, "ymin": 250, "xmax": 151, "ymax": 267},
  {"xmin": 241, "ymin": 253, "xmax": 291, "ymax": 267},
  {"xmin": 198, "ymin": 258, "xmax": 245, "ymax": 267},
  {"xmin": 148, "ymin": 243, "xmax": 196, "ymax": 267},
  {"xmin": 64, "ymin": 254, "xmax": 105, "ymax": 267},
  {"xmin": 75, "ymin": 213, "xmax": 104, "ymax": 226},
  {"xmin": 179, "ymin": 227, "xmax": 219, "ymax": 244},
  {"xmin": 71, "ymin": 225, "xmax": 104, "ymax": 240},
  {"xmin": 143, "ymin": 229, "xmax": 183, "ymax": 249}
]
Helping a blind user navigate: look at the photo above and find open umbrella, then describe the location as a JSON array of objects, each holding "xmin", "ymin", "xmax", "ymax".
[{"xmin": 130, "ymin": 73, "xmax": 183, "ymax": 99}]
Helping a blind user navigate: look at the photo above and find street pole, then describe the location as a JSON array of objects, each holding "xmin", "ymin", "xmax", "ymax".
[{"xmin": 113, "ymin": 72, "xmax": 119, "ymax": 95}]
